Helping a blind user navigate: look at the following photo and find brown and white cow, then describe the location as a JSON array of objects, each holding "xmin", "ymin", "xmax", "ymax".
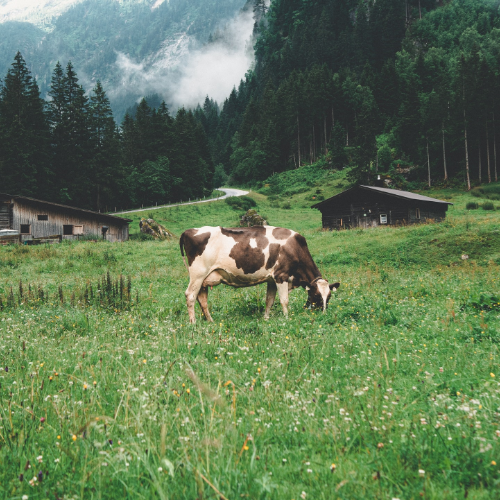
[{"xmin": 180, "ymin": 226, "xmax": 339, "ymax": 323}]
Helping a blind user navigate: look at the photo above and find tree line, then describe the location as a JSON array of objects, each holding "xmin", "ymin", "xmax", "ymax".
[
  {"xmin": 194, "ymin": 0, "xmax": 500, "ymax": 189},
  {"xmin": 0, "ymin": 53, "xmax": 214, "ymax": 211}
]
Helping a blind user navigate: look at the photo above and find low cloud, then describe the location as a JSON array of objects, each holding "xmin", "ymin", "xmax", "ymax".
[{"xmin": 113, "ymin": 7, "xmax": 255, "ymax": 112}]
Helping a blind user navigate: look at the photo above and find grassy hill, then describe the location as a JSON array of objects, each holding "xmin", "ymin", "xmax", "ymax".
[{"xmin": 0, "ymin": 184, "xmax": 499, "ymax": 498}]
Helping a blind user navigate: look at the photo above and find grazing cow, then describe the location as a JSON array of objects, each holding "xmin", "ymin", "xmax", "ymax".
[{"xmin": 180, "ymin": 226, "xmax": 339, "ymax": 323}]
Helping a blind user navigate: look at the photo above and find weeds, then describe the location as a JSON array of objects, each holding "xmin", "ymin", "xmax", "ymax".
[{"xmin": 0, "ymin": 187, "xmax": 499, "ymax": 499}]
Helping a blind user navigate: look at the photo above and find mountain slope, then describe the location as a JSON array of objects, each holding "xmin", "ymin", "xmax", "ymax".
[
  {"xmin": 0, "ymin": 0, "xmax": 84, "ymax": 29},
  {"xmin": 0, "ymin": 0, "xmax": 250, "ymax": 119}
]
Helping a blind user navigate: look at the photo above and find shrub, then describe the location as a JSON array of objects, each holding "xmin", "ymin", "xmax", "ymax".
[
  {"xmin": 282, "ymin": 201, "xmax": 291, "ymax": 209},
  {"xmin": 482, "ymin": 201, "xmax": 495, "ymax": 210},
  {"xmin": 466, "ymin": 202, "xmax": 479, "ymax": 210},
  {"xmin": 471, "ymin": 183, "xmax": 500, "ymax": 199},
  {"xmin": 225, "ymin": 196, "xmax": 256, "ymax": 211}
]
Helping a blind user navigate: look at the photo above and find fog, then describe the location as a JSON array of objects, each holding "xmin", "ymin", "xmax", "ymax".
[{"xmin": 113, "ymin": 7, "xmax": 255, "ymax": 111}]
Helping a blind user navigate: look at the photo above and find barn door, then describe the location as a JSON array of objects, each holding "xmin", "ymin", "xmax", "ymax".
[{"xmin": 0, "ymin": 203, "xmax": 12, "ymax": 229}]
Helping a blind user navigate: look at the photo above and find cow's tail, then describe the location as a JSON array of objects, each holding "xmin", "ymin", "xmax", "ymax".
[{"xmin": 179, "ymin": 232, "xmax": 189, "ymax": 273}]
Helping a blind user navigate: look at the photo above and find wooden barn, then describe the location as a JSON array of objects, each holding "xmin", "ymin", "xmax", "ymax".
[
  {"xmin": 0, "ymin": 192, "xmax": 131, "ymax": 244},
  {"xmin": 312, "ymin": 185, "xmax": 452, "ymax": 230}
]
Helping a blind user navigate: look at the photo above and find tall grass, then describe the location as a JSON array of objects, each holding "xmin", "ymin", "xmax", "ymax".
[{"xmin": 1, "ymin": 188, "xmax": 499, "ymax": 499}]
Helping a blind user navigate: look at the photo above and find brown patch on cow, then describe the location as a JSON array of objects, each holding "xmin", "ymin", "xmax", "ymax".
[
  {"xmin": 221, "ymin": 227, "xmax": 269, "ymax": 274},
  {"xmin": 266, "ymin": 243, "xmax": 280, "ymax": 270},
  {"xmin": 181, "ymin": 229, "xmax": 211, "ymax": 266},
  {"xmin": 272, "ymin": 227, "xmax": 292, "ymax": 239},
  {"xmin": 273, "ymin": 233, "xmax": 320, "ymax": 285}
]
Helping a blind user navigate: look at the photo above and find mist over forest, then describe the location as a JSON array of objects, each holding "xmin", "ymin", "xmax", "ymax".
[{"xmin": 1, "ymin": 0, "xmax": 500, "ymax": 211}]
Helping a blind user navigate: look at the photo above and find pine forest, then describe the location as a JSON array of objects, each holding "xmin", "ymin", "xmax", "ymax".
[{"xmin": 2, "ymin": 0, "xmax": 500, "ymax": 210}]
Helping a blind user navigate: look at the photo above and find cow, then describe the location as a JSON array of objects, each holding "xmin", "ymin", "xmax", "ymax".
[{"xmin": 180, "ymin": 225, "xmax": 339, "ymax": 324}]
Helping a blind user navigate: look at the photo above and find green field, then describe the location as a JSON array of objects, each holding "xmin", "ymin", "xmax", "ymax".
[{"xmin": 1, "ymin": 186, "xmax": 500, "ymax": 499}]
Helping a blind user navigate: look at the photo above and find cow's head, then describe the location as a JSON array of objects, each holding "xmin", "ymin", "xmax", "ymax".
[{"xmin": 306, "ymin": 279, "xmax": 340, "ymax": 311}]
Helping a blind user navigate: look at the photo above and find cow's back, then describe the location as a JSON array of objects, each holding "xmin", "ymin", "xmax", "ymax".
[{"xmin": 181, "ymin": 226, "xmax": 302, "ymax": 278}]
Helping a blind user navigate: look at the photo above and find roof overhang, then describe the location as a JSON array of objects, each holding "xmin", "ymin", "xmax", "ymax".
[
  {"xmin": 312, "ymin": 185, "xmax": 453, "ymax": 210},
  {"xmin": 0, "ymin": 192, "xmax": 132, "ymax": 224}
]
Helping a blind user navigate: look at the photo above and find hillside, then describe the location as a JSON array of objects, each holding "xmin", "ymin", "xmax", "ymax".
[
  {"xmin": 0, "ymin": 187, "xmax": 499, "ymax": 498},
  {"xmin": 0, "ymin": 0, "xmax": 250, "ymax": 119}
]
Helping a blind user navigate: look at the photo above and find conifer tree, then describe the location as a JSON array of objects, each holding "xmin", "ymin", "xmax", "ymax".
[
  {"xmin": 0, "ymin": 52, "xmax": 51, "ymax": 197},
  {"xmin": 90, "ymin": 81, "xmax": 120, "ymax": 211}
]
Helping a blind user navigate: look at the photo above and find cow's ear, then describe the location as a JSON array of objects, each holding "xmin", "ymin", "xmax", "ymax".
[{"xmin": 329, "ymin": 282, "xmax": 340, "ymax": 291}]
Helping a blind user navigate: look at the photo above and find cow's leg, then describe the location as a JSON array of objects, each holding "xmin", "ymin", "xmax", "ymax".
[
  {"xmin": 276, "ymin": 282, "xmax": 289, "ymax": 318},
  {"xmin": 197, "ymin": 286, "xmax": 213, "ymax": 322},
  {"xmin": 264, "ymin": 281, "xmax": 277, "ymax": 320},
  {"xmin": 185, "ymin": 278, "xmax": 205, "ymax": 324}
]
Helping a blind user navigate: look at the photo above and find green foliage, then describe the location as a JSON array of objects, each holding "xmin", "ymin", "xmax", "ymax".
[
  {"xmin": 463, "ymin": 291, "xmax": 500, "ymax": 313},
  {"xmin": 471, "ymin": 182, "xmax": 500, "ymax": 200},
  {"xmin": 0, "ymin": 188, "xmax": 499, "ymax": 498},
  {"xmin": 466, "ymin": 201, "xmax": 479, "ymax": 209},
  {"xmin": 0, "ymin": 271, "xmax": 136, "ymax": 312},
  {"xmin": 257, "ymin": 163, "xmax": 335, "ymax": 196},
  {"xmin": 213, "ymin": 164, "xmax": 228, "ymax": 188},
  {"xmin": 225, "ymin": 195, "xmax": 257, "ymax": 211},
  {"xmin": 482, "ymin": 201, "xmax": 495, "ymax": 210}
]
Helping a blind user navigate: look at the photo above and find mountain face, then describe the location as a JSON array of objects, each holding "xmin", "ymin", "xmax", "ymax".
[
  {"xmin": 0, "ymin": 0, "xmax": 251, "ymax": 120},
  {"xmin": 0, "ymin": 0, "xmax": 84, "ymax": 29}
]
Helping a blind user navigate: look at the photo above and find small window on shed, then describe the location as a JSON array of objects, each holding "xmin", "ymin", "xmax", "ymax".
[
  {"xmin": 416, "ymin": 208, "xmax": 421, "ymax": 219},
  {"xmin": 20, "ymin": 224, "xmax": 31, "ymax": 234},
  {"xmin": 63, "ymin": 225, "xmax": 73, "ymax": 235},
  {"xmin": 37, "ymin": 214, "xmax": 48, "ymax": 221},
  {"xmin": 73, "ymin": 225, "xmax": 84, "ymax": 235},
  {"xmin": 380, "ymin": 214, "xmax": 388, "ymax": 224}
]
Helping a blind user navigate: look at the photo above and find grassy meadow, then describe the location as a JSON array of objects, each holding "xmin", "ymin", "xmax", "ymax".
[{"xmin": 1, "ymin": 183, "xmax": 500, "ymax": 499}]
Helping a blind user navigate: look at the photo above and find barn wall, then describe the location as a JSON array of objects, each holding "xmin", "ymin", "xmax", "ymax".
[
  {"xmin": 0, "ymin": 201, "xmax": 12, "ymax": 229},
  {"xmin": 11, "ymin": 200, "xmax": 129, "ymax": 242},
  {"xmin": 317, "ymin": 189, "xmax": 449, "ymax": 230}
]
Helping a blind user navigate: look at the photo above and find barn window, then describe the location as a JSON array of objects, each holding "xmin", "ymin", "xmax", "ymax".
[
  {"xmin": 416, "ymin": 208, "xmax": 421, "ymax": 219},
  {"xmin": 63, "ymin": 225, "xmax": 73, "ymax": 235},
  {"xmin": 380, "ymin": 214, "xmax": 388, "ymax": 224},
  {"xmin": 20, "ymin": 224, "xmax": 31, "ymax": 234},
  {"xmin": 73, "ymin": 225, "xmax": 84, "ymax": 235},
  {"xmin": 37, "ymin": 214, "xmax": 48, "ymax": 221}
]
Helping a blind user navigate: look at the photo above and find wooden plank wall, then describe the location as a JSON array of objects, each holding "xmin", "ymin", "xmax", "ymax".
[
  {"xmin": 12, "ymin": 200, "xmax": 129, "ymax": 242},
  {"xmin": 318, "ymin": 195, "xmax": 448, "ymax": 230},
  {"xmin": 0, "ymin": 202, "xmax": 11, "ymax": 229}
]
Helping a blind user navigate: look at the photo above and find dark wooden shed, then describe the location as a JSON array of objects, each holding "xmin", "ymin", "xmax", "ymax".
[
  {"xmin": 0, "ymin": 192, "xmax": 132, "ymax": 243},
  {"xmin": 312, "ymin": 185, "xmax": 453, "ymax": 230}
]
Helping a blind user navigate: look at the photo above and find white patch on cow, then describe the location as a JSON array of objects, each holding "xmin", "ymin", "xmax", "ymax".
[
  {"xmin": 249, "ymin": 238, "xmax": 257, "ymax": 249},
  {"xmin": 317, "ymin": 279, "xmax": 330, "ymax": 312}
]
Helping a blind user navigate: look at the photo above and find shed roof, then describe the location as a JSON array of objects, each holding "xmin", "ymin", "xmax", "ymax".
[
  {"xmin": 311, "ymin": 185, "xmax": 453, "ymax": 209},
  {"xmin": 0, "ymin": 192, "xmax": 132, "ymax": 224}
]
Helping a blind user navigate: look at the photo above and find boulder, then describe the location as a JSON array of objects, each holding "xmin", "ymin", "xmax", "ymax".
[
  {"xmin": 139, "ymin": 218, "xmax": 175, "ymax": 239},
  {"xmin": 240, "ymin": 209, "xmax": 267, "ymax": 227}
]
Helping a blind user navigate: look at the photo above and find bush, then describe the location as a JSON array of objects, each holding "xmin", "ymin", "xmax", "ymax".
[
  {"xmin": 225, "ymin": 196, "xmax": 256, "ymax": 211},
  {"xmin": 129, "ymin": 232, "xmax": 155, "ymax": 241},
  {"xmin": 281, "ymin": 201, "xmax": 291, "ymax": 209},
  {"xmin": 471, "ymin": 183, "xmax": 500, "ymax": 199},
  {"xmin": 482, "ymin": 201, "xmax": 495, "ymax": 210},
  {"xmin": 466, "ymin": 202, "xmax": 479, "ymax": 210}
]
